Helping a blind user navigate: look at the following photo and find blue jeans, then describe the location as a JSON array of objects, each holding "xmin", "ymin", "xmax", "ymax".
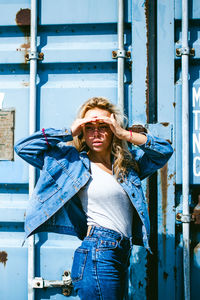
[{"xmin": 71, "ymin": 226, "xmax": 133, "ymax": 300}]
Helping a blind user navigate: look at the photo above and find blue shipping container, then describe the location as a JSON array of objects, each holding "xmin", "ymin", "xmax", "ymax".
[{"xmin": 0, "ymin": 0, "xmax": 199, "ymax": 299}]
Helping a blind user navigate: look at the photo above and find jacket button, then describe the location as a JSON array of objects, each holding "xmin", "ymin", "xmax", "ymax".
[
  {"xmin": 132, "ymin": 193, "xmax": 135, "ymax": 197},
  {"xmin": 141, "ymin": 211, "xmax": 144, "ymax": 216}
]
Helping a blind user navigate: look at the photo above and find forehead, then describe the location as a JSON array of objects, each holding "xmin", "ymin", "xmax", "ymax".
[{"xmin": 84, "ymin": 108, "xmax": 111, "ymax": 118}]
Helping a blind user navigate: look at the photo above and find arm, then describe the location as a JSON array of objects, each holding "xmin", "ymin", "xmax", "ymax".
[
  {"xmin": 113, "ymin": 126, "xmax": 173, "ymax": 179},
  {"xmin": 131, "ymin": 133, "xmax": 173, "ymax": 180},
  {"xmin": 14, "ymin": 128, "xmax": 73, "ymax": 169},
  {"xmin": 94, "ymin": 114, "xmax": 173, "ymax": 179}
]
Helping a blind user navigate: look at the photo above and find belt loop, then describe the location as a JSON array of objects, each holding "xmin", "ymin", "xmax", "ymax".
[{"xmin": 87, "ymin": 225, "xmax": 95, "ymax": 237}]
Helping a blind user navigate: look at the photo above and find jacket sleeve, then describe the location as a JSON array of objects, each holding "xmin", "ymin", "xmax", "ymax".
[
  {"xmin": 14, "ymin": 128, "xmax": 73, "ymax": 169},
  {"xmin": 132, "ymin": 133, "xmax": 174, "ymax": 180}
]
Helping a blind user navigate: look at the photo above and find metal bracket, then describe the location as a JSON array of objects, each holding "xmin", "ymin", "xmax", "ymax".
[
  {"xmin": 25, "ymin": 51, "xmax": 44, "ymax": 61},
  {"xmin": 176, "ymin": 47, "xmax": 195, "ymax": 57},
  {"xmin": 176, "ymin": 213, "xmax": 191, "ymax": 223},
  {"xmin": 112, "ymin": 50, "xmax": 131, "ymax": 59},
  {"xmin": 32, "ymin": 270, "xmax": 72, "ymax": 296}
]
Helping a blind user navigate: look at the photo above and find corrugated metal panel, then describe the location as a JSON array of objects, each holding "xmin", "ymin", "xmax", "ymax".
[
  {"xmin": 174, "ymin": 0, "xmax": 200, "ymax": 300},
  {"xmin": 157, "ymin": 1, "xmax": 176, "ymax": 300},
  {"xmin": 0, "ymin": 1, "xmax": 135, "ymax": 300},
  {"xmin": 2, "ymin": 1, "xmax": 199, "ymax": 300}
]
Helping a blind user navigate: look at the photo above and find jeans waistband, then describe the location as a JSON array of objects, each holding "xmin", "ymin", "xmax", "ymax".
[{"xmin": 87, "ymin": 225, "xmax": 133, "ymax": 248}]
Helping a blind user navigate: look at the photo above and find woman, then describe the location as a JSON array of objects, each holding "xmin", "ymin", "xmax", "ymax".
[{"xmin": 15, "ymin": 97, "xmax": 173, "ymax": 300}]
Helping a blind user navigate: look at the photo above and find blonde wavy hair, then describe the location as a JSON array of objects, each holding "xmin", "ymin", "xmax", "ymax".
[{"xmin": 71, "ymin": 97, "xmax": 139, "ymax": 179}]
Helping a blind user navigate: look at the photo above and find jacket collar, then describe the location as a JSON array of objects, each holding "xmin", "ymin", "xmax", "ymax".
[{"xmin": 79, "ymin": 151, "xmax": 90, "ymax": 171}]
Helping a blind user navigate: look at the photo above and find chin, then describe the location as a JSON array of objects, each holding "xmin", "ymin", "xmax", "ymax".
[{"xmin": 91, "ymin": 147, "xmax": 103, "ymax": 152}]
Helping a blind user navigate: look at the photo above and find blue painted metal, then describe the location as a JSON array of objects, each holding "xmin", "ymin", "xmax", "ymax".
[
  {"xmin": 1, "ymin": 1, "xmax": 200, "ymax": 300},
  {"xmin": 174, "ymin": 1, "xmax": 200, "ymax": 300},
  {"xmin": 157, "ymin": 1, "xmax": 176, "ymax": 300}
]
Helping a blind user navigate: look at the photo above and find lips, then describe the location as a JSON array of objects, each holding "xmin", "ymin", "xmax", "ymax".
[{"xmin": 92, "ymin": 140, "xmax": 103, "ymax": 146}]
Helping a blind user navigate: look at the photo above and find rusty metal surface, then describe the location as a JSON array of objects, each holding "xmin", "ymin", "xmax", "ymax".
[
  {"xmin": 192, "ymin": 195, "xmax": 200, "ymax": 225},
  {"xmin": 160, "ymin": 163, "xmax": 169, "ymax": 260},
  {"xmin": 15, "ymin": 8, "xmax": 31, "ymax": 27},
  {"xmin": 0, "ymin": 251, "xmax": 8, "ymax": 267},
  {"xmin": 15, "ymin": 9, "xmax": 30, "ymax": 64}
]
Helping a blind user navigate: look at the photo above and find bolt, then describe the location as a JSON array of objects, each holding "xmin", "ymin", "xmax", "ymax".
[
  {"xmin": 38, "ymin": 52, "xmax": 44, "ymax": 60},
  {"xmin": 190, "ymin": 48, "xmax": 195, "ymax": 56},
  {"xmin": 37, "ymin": 282, "xmax": 40, "ymax": 287},
  {"xmin": 176, "ymin": 213, "xmax": 182, "ymax": 220},
  {"xmin": 63, "ymin": 288, "xmax": 71, "ymax": 296},
  {"xmin": 112, "ymin": 51, "xmax": 117, "ymax": 58},
  {"xmin": 64, "ymin": 271, "xmax": 69, "ymax": 277}
]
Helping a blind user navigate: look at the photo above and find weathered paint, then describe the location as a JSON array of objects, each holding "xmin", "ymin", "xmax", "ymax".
[
  {"xmin": 15, "ymin": 9, "xmax": 30, "ymax": 64},
  {"xmin": 160, "ymin": 163, "xmax": 168, "ymax": 261},
  {"xmin": 0, "ymin": 1, "xmax": 199, "ymax": 299}
]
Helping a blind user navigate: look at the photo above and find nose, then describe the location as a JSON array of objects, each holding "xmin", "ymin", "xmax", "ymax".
[{"xmin": 93, "ymin": 128, "xmax": 100, "ymax": 137}]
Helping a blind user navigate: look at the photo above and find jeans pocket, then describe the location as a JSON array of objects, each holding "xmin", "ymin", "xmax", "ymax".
[{"xmin": 71, "ymin": 248, "xmax": 88, "ymax": 283}]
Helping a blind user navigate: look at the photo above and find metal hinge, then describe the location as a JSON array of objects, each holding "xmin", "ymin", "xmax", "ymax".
[
  {"xmin": 176, "ymin": 47, "xmax": 195, "ymax": 57},
  {"xmin": 112, "ymin": 50, "xmax": 131, "ymax": 59},
  {"xmin": 25, "ymin": 51, "xmax": 44, "ymax": 61},
  {"xmin": 176, "ymin": 211, "xmax": 200, "ymax": 224},
  {"xmin": 176, "ymin": 196, "xmax": 200, "ymax": 225},
  {"xmin": 176, "ymin": 213, "xmax": 191, "ymax": 223},
  {"xmin": 32, "ymin": 270, "xmax": 72, "ymax": 296}
]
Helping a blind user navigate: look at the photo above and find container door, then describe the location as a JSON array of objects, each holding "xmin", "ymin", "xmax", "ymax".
[
  {"xmin": 174, "ymin": 0, "xmax": 200, "ymax": 299},
  {"xmin": 0, "ymin": 1, "xmax": 141, "ymax": 299}
]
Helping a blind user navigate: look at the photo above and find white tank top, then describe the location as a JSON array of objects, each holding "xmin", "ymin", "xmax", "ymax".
[{"xmin": 77, "ymin": 162, "xmax": 133, "ymax": 237}]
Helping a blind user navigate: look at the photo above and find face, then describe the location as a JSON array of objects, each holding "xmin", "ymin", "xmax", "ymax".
[{"xmin": 83, "ymin": 108, "xmax": 113, "ymax": 154}]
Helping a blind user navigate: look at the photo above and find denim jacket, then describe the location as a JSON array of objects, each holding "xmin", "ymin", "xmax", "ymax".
[{"xmin": 15, "ymin": 128, "xmax": 173, "ymax": 252}]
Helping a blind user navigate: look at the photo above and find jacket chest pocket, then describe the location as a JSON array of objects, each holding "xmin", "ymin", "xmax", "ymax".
[{"xmin": 33, "ymin": 170, "xmax": 61, "ymax": 203}]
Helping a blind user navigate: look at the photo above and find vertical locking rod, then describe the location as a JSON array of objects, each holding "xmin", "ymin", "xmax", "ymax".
[
  {"xmin": 181, "ymin": 0, "xmax": 190, "ymax": 299},
  {"xmin": 28, "ymin": 0, "xmax": 38, "ymax": 299},
  {"xmin": 117, "ymin": 0, "xmax": 125, "ymax": 113}
]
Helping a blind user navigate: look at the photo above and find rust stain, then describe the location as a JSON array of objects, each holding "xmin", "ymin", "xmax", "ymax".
[
  {"xmin": 22, "ymin": 82, "xmax": 29, "ymax": 87},
  {"xmin": 21, "ymin": 41, "xmax": 30, "ymax": 62},
  {"xmin": 160, "ymin": 122, "xmax": 169, "ymax": 127},
  {"xmin": 15, "ymin": 9, "xmax": 30, "ymax": 64},
  {"xmin": 15, "ymin": 8, "xmax": 31, "ymax": 27},
  {"xmin": 0, "ymin": 251, "xmax": 8, "ymax": 267},
  {"xmin": 144, "ymin": 0, "xmax": 149, "ymax": 123},
  {"xmin": 166, "ymin": 139, "xmax": 172, "ymax": 145},
  {"xmin": 160, "ymin": 163, "xmax": 169, "ymax": 260},
  {"xmin": 21, "ymin": 42, "xmax": 30, "ymax": 49}
]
